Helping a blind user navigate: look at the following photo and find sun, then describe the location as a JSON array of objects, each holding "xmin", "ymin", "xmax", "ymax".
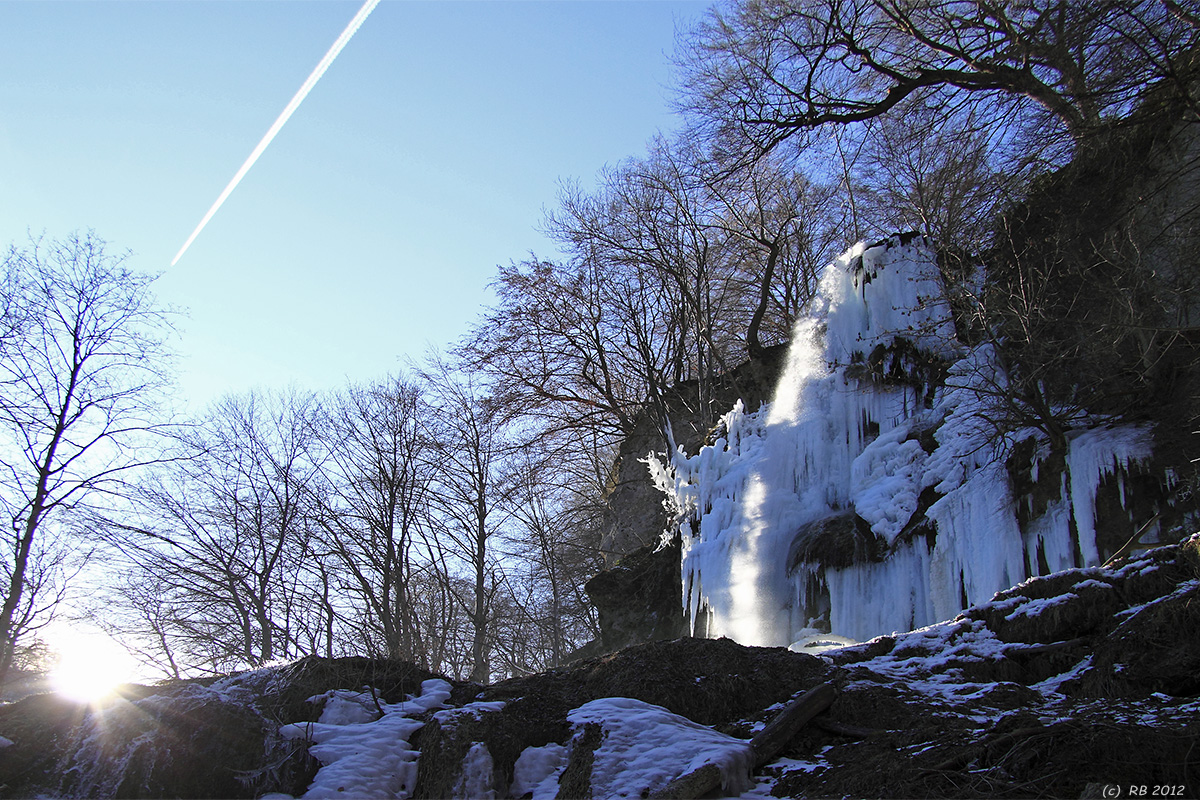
[{"xmin": 49, "ymin": 634, "xmax": 137, "ymax": 704}]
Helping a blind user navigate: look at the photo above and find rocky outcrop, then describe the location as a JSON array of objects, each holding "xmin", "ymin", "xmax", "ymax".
[
  {"xmin": 0, "ymin": 657, "xmax": 440, "ymax": 799},
  {"xmin": 412, "ymin": 636, "xmax": 832, "ymax": 799},
  {"xmin": 584, "ymin": 536, "xmax": 689, "ymax": 653},
  {"xmin": 582, "ymin": 346, "xmax": 787, "ymax": 657}
]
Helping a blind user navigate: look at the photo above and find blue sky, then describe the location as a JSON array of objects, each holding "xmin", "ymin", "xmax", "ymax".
[{"xmin": 0, "ymin": 0, "xmax": 708, "ymax": 410}]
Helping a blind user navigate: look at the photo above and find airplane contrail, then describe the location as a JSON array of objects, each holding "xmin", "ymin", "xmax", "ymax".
[{"xmin": 172, "ymin": 0, "xmax": 382, "ymax": 266}]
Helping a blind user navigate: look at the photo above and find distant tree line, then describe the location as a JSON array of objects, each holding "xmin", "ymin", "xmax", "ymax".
[
  {"xmin": 2, "ymin": 0, "xmax": 1197, "ymax": 685},
  {"xmin": 96, "ymin": 371, "xmax": 603, "ymax": 682}
]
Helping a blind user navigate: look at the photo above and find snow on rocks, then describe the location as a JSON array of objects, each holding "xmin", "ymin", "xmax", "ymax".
[
  {"xmin": 564, "ymin": 697, "xmax": 754, "ymax": 798},
  {"xmin": 509, "ymin": 743, "xmax": 567, "ymax": 800},
  {"xmin": 278, "ymin": 679, "xmax": 451, "ymax": 799},
  {"xmin": 2, "ymin": 551, "xmax": 1197, "ymax": 800},
  {"xmin": 829, "ymin": 542, "xmax": 1200, "ymax": 705},
  {"xmin": 788, "ymin": 541, "xmax": 1200, "ymax": 797}
]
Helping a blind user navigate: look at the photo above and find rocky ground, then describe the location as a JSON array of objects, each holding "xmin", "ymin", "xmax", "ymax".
[{"xmin": 0, "ymin": 538, "xmax": 1197, "ymax": 799}]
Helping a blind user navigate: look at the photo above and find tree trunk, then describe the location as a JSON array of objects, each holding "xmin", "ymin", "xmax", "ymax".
[
  {"xmin": 470, "ymin": 510, "xmax": 489, "ymax": 683},
  {"xmin": 747, "ymin": 242, "xmax": 781, "ymax": 361}
]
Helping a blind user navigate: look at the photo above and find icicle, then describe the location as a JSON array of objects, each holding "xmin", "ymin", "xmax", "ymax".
[{"xmin": 1066, "ymin": 426, "xmax": 1153, "ymax": 566}]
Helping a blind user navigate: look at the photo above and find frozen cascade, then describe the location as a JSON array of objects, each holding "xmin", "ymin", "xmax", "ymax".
[{"xmin": 659, "ymin": 236, "xmax": 1154, "ymax": 647}]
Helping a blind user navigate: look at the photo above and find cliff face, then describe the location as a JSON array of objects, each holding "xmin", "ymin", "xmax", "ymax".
[
  {"xmin": 584, "ymin": 346, "xmax": 788, "ymax": 654},
  {"xmin": 599, "ymin": 346, "xmax": 787, "ymax": 561},
  {"xmin": 584, "ymin": 536, "xmax": 687, "ymax": 652},
  {"xmin": 593, "ymin": 92, "xmax": 1200, "ymax": 655}
]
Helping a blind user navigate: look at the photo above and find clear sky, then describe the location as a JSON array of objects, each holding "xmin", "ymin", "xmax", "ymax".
[{"xmin": 0, "ymin": 0, "xmax": 709, "ymax": 411}]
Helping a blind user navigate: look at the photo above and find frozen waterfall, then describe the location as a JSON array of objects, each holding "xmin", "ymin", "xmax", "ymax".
[{"xmin": 654, "ymin": 236, "xmax": 1153, "ymax": 648}]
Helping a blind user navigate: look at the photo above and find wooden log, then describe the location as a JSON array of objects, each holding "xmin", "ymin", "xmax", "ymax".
[
  {"xmin": 650, "ymin": 763, "xmax": 725, "ymax": 800},
  {"xmin": 649, "ymin": 681, "xmax": 838, "ymax": 800},
  {"xmin": 1102, "ymin": 512, "xmax": 1162, "ymax": 568},
  {"xmin": 749, "ymin": 681, "xmax": 838, "ymax": 768}
]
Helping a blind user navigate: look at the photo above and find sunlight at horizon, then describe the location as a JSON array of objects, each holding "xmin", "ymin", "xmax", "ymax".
[{"xmin": 50, "ymin": 633, "xmax": 141, "ymax": 704}]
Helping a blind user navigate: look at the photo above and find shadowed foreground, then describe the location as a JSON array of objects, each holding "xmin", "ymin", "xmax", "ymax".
[{"xmin": 0, "ymin": 540, "xmax": 1197, "ymax": 799}]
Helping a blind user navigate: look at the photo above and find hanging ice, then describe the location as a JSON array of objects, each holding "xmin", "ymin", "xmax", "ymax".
[{"xmin": 659, "ymin": 236, "xmax": 1154, "ymax": 648}]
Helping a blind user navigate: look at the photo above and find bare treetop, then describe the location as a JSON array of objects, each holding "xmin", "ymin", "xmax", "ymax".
[{"xmin": 678, "ymin": 0, "xmax": 1200, "ymax": 159}]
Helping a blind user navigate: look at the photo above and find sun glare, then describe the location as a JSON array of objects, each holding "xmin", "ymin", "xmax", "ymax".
[{"xmin": 50, "ymin": 635, "xmax": 137, "ymax": 704}]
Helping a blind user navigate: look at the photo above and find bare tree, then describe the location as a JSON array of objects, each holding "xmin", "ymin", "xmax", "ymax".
[
  {"xmin": 703, "ymin": 152, "xmax": 837, "ymax": 356},
  {"xmin": 93, "ymin": 571, "xmax": 186, "ymax": 680},
  {"xmin": 678, "ymin": 0, "xmax": 1200, "ymax": 162},
  {"xmin": 312, "ymin": 375, "xmax": 431, "ymax": 663},
  {"xmin": 547, "ymin": 139, "xmax": 740, "ymax": 393},
  {"xmin": 853, "ymin": 90, "xmax": 1035, "ymax": 255},
  {"xmin": 104, "ymin": 389, "xmax": 325, "ymax": 674},
  {"xmin": 0, "ymin": 232, "xmax": 175, "ymax": 686},
  {"xmin": 420, "ymin": 353, "xmax": 512, "ymax": 684},
  {"xmin": 465, "ymin": 257, "xmax": 646, "ymax": 442},
  {"xmin": 499, "ymin": 455, "xmax": 603, "ymax": 670}
]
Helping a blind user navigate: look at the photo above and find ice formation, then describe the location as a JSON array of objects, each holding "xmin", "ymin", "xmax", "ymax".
[{"xmin": 658, "ymin": 236, "xmax": 1155, "ymax": 647}]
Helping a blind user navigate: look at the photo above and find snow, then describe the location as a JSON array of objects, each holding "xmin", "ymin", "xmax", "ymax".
[
  {"xmin": 1032, "ymin": 655, "xmax": 1094, "ymax": 697},
  {"xmin": 309, "ymin": 688, "xmax": 383, "ymax": 725},
  {"xmin": 1004, "ymin": 593, "xmax": 1077, "ymax": 620},
  {"xmin": 1114, "ymin": 578, "xmax": 1200, "ymax": 621},
  {"xmin": 661, "ymin": 236, "xmax": 1156, "ymax": 647},
  {"xmin": 737, "ymin": 752, "xmax": 832, "ymax": 799},
  {"xmin": 566, "ymin": 697, "xmax": 754, "ymax": 798},
  {"xmin": 453, "ymin": 742, "xmax": 495, "ymax": 800},
  {"xmin": 278, "ymin": 678, "xmax": 452, "ymax": 800},
  {"xmin": 509, "ymin": 743, "xmax": 567, "ymax": 800}
]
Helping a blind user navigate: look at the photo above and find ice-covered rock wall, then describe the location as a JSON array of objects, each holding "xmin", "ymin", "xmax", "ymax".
[{"xmin": 655, "ymin": 236, "xmax": 1156, "ymax": 648}]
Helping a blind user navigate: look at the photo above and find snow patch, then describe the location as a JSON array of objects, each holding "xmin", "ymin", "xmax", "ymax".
[
  {"xmin": 567, "ymin": 697, "xmax": 754, "ymax": 798},
  {"xmin": 279, "ymin": 678, "xmax": 451, "ymax": 799},
  {"xmin": 510, "ymin": 743, "xmax": 567, "ymax": 800},
  {"xmin": 453, "ymin": 742, "xmax": 495, "ymax": 800}
]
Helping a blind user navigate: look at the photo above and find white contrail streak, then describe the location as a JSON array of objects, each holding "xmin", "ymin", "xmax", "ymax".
[{"xmin": 172, "ymin": 0, "xmax": 381, "ymax": 266}]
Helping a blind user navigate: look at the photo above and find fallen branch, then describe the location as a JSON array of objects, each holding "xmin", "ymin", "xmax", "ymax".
[
  {"xmin": 925, "ymin": 730, "xmax": 1027, "ymax": 773},
  {"xmin": 1003, "ymin": 637, "xmax": 1088, "ymax": 657},
  {"xmin": 749, "ymin": 681, "xmax": 839, "ymax": 768},
  {"xmin": 649, "ymin": 763, "xmax": 726, "ymax": 800},
  {"xmin": 1103, "ymin": 513, "xmax": 1162, "ymax": 568},
  {"xmin": 925, "ymin": 723, "xmax": 1069, "ymax": 773},
  {"xmin": 812, "ymin": 717, "xmax": 886, "ymax": 739}
]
